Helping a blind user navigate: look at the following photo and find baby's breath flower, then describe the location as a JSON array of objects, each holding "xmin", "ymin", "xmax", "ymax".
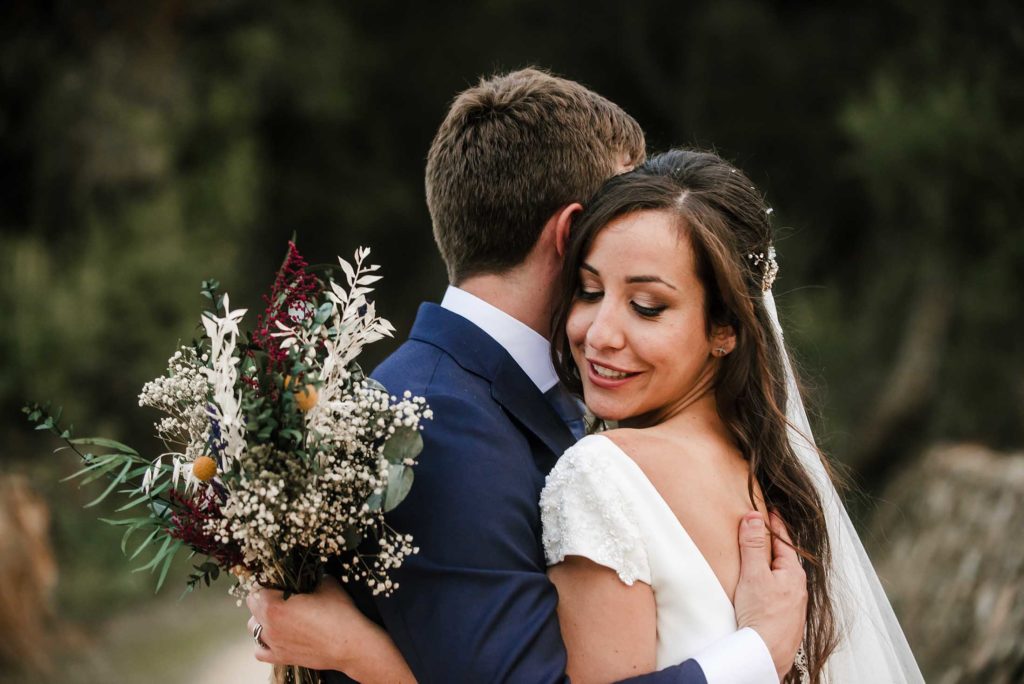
[{"xmin": 134, "ymin": 246, "xmax": 429, "ymax": 602}]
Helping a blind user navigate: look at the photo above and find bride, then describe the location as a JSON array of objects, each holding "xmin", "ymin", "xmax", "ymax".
[
  {"xmin": 249, "ymin": 149, "xmax": 923, "ymax": 683},
  {"xmin": 540, "ymin": 148, "xmax": 921, "ymax": 683}
]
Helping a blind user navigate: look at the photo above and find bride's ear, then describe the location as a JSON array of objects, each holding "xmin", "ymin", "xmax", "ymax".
[{"xmin": 710, "ymin": 324, "xmax": 737, "ymax": 357}]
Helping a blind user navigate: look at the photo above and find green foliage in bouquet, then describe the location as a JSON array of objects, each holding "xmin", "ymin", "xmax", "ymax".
[
  {"xmin": 25, "ymin": 243, "xmax": 430, "ymax": 605},
  {"xmin": 23, "ymin": 404, "xmax": 190, "ymax": 591}
]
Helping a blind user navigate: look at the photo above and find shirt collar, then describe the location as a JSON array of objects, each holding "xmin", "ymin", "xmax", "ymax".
[{"xmin": 440, "ymin": 286, "xmax": 559, "ymax": 393}]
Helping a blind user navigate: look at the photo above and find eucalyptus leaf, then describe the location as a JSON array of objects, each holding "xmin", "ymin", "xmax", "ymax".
[
  {"xmin": 382, "ymin": 426, "xmax": 423, "ymax": 465},
  {"xmin": 149, "ymin": 499, "xmax": 172, "ymax": 518},
  {"xmin": 363, "ymin": 377, "xmax": 387, "ymax": 394},
  {"xmin": 384, "ymin": 464, "xmax": 414, "ymax": 512},
  {"xmin": 315, "ymin": 301, "xmax": 334, "ymax": 323},
  {"xmin": 281, "ymin": 428, "xmax": 303, "ymax": 443}
]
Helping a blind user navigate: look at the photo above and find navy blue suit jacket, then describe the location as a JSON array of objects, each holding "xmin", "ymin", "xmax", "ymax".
[{"xmin": 324, "ymin": 304, "xmax": 707, "ymax": 683}]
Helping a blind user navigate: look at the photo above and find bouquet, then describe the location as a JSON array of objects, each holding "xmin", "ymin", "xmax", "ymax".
[{"xmin": 25, "ymin": 242, "xmax": 430, "ymax": 684}]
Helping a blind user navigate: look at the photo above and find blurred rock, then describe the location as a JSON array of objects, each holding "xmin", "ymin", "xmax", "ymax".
[
  {"xmin": 0, "ymin": 475, "xmax": 58, "ymax": 674},
  {"xmin": 867, "ymin": 443, "xmax": 1024, "ymax": 684}
]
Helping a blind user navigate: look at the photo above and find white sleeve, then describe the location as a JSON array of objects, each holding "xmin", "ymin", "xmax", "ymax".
[
  {"xmin": 539, "ymin": 439, "xmax": 650, "ymax": 585},
  {"xmin": 693, "ymin": 627, "xmax": 779, "ymax": 684}
]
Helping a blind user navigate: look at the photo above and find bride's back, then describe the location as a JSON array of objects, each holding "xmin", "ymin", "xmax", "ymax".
[{"xmin": 602, "ymin": 426, "xmax": 765, "ymax": 604}]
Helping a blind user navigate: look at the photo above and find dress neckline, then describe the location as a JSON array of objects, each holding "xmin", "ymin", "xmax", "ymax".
[{"xmin": 591, "ymin": 433, "xmax": 737, "ymax": 612}]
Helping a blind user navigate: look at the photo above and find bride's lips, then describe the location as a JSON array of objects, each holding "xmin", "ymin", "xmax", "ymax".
[{"xmin": 585, "ymin": 359, "xmax": 641, "ymax": 389}]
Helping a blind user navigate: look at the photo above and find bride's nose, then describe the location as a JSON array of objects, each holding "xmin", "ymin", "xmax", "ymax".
[{"xmin": 585, "ymin": 301, "xmax": 626, "ymax": 351}]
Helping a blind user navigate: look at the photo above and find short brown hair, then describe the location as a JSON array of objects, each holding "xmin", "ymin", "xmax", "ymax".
[{"xmin": 426, "ymin": 68, "xmax": 645, "ymax": 283}]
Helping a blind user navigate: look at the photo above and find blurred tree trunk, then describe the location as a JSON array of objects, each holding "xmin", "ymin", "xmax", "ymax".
[
  {"xmin": 0, "ymin": 476, "xmax": 58, "ymax": 675},
  {"xmin": 849, "ymin": 260, "xmax": 954, "ymax": 488},
  {"xmin": 867, "ymin": 444, "xmax": 1024, "ymax": 683}
]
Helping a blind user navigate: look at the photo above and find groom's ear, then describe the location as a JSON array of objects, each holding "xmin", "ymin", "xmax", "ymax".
[{"xmin": 554, "ymin": 202, "xmax": 584, "ymax": 258}]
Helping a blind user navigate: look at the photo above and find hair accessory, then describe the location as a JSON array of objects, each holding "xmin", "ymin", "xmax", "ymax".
[{"xmin": 747, "ymin": 245, "xmax": 779, "ymax": 292}]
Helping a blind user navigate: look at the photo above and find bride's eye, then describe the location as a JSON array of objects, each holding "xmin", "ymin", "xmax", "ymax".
[
  {"xmin": 577, "ymin": 287, "xmax": 602, "ymax": 302},
  {"xmin": 632, "ymin": 301, "xmax": 667, "ymax": 318}
]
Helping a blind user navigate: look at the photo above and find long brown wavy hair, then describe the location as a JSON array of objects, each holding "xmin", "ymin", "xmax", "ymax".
[{"xmin": 550, "ymin": 149, "xmax": 840, "ymax": 682}]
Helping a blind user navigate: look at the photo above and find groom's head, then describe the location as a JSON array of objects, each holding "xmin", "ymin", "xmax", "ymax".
[{"xmin": 427, "ymin": 68, "xmax": 645, "ymax": 284}]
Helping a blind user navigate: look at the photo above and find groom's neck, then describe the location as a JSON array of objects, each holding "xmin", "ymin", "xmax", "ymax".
[{"xmin": 456, "ymin": 269, "xmax": 555, "ymax": 340}]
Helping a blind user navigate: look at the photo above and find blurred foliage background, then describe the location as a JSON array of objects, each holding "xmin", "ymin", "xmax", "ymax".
[{"xmin": 1, "ymin": 0, "xmax": 1021, "ymax": 681}]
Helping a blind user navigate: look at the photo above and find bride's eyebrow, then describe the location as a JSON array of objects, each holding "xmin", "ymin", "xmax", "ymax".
[
  {"xmin": 626, "ymin": 275, "xmax": 677, "ymax": 290},
  {"xmin": 580, "ymin": 263, "xmax": 677, "ymax": 289}
]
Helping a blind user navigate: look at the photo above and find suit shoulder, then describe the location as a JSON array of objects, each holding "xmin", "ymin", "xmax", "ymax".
[
  {"xmin": 371, "ymin": 339, "xmax": 447, "ymax": 397},
  {"xmin": 373, "ymin": 340, "xmax": 497, "ymax": 408}
]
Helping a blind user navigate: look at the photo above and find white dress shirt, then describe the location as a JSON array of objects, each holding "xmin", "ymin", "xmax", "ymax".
[
  {"xmin": 440, "ymin": 285, "xmax": 779, "ymax": 684},
  {"xmin": 441, "ymin": 286, "xmax": 559, "ymax": 392}
]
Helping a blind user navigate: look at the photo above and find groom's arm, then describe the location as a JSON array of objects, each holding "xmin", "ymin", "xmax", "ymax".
[{"xmin": 370, "ymin": 393, "xmax": 780, "ymax": 684}]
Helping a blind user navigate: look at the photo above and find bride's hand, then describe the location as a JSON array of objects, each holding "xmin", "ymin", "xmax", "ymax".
[{"xmin": 733, "ymin": 511, "xmax": 808, "ymax": 681}]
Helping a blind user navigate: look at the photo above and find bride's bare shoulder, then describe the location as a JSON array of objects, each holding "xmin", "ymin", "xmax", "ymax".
[
  {"xmin": 595, "ymin": 427, "xmax": 648, "ymax": 454},
  {"xmin": 597, "ymin": 428, "xmax": 683, "ymax": 469},
  {"xmin": 598, "ymin": 426, "xmax": 748, "ymax": 488}
]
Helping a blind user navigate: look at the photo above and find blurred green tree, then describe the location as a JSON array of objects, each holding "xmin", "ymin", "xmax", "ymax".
[{"xmin": 0, "ymin": 0, "xmax": 1020, "ymax": 626}]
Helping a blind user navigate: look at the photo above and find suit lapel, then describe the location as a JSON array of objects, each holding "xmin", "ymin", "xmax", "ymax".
[
  {"xmin": 409, "ymin": 303, "xmax": 575, "ymax": 469},
  {"xmin": 490, "ymin": 358, "xmax": 575, "ymax": 467}
]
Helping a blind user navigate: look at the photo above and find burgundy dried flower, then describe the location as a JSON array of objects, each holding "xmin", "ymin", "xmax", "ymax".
[
  {"xmin": 168, "ymin": 488, "xmax": 244, "ymax": 569},
  {"xmin": 251, "ymin": 241, "xmax": 322, "ymax": 373}
]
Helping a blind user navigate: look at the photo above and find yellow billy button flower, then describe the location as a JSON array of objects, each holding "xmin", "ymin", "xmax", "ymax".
[
  {"xmin": 192, "ymin": 455, "xmax": 217, "ymax": 482},
  {"xmin": 284, "ymin": 375, "xmax": 318, "ymax": 412},
  {"xmin": 294, "ymin": 384, "xmax": 318, "ymax": 412}
]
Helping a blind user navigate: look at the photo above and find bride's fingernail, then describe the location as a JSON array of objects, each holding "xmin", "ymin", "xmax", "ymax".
[{"xmin": 746, "ymin": 515, "xmax": 764, "ymax": 529}]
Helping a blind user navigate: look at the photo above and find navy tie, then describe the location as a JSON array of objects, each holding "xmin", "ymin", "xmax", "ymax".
[{"xmin": 544, "ymin": 385, "xmax": 587, "ymax": 441}]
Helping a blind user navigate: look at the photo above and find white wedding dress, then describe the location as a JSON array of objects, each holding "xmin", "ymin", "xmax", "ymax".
[
  {"xmin": 540, "ymin": 433, "xmax": 741, "ymax": 670},
  {"xmin": 540, "ymin": 431, "xmax": 925, "ymax": 683}
]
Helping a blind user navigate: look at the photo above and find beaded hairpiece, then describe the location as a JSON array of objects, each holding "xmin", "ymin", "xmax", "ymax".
[{"xmin": 747, "ymin": 245, "xmax": 779, "ymax": 292}]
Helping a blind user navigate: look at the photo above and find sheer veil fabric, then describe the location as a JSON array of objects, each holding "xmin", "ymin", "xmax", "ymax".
[{"xmin": 763, "ymin": 291, "xmax": 924, "ymax": 683}]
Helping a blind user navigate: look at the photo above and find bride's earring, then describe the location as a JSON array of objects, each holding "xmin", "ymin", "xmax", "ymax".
[{"xmin": 714, "ymin": 347, "xmax": 727, "ymax": 357}]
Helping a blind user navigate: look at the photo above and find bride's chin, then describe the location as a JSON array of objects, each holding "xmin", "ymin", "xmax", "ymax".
[
  {"xmin": 585, "ymin": 403, "xmax": 634, "ymax": 426},
  {"xmin": 583, "ymin": 392, "xmax": 653, "ymax": 427}
]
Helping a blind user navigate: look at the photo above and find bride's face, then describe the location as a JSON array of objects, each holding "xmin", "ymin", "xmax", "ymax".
[{"xmin": 566, "ymin": 209, "xmax": 726, "ymax": 425}]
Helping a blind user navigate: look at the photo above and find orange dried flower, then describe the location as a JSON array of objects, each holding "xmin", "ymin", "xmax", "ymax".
[
  {"xmin": 295, "ymin": 384, "xmax": 318, "ymax": 412},
  {"xmin": 192, "ymin": 455, "xmax": 217, "ymax": 482}
]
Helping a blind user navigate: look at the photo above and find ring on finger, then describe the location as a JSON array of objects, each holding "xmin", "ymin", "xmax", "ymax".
[{"xmin": 253, "ymin": 622, "xmax": 268, "ymax": 649}]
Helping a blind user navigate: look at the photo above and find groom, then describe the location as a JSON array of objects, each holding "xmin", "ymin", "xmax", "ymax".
[{"xmin": 249, "ymin": 69, "xmax": 807, "ymax": 683}]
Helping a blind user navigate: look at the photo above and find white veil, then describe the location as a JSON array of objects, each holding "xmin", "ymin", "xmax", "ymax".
[{"xmin": 763, "ymin": 291, "xmax": 924, "ymax": 683}]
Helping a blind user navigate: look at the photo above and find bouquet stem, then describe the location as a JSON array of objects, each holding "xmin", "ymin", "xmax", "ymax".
[
  {"xmin": 265, "ymin": 565, "xmax": 322, "ymax": 684},
  {"xmin": 272, "ymin": 664, "xmax": 321, "ymax": 684}
]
